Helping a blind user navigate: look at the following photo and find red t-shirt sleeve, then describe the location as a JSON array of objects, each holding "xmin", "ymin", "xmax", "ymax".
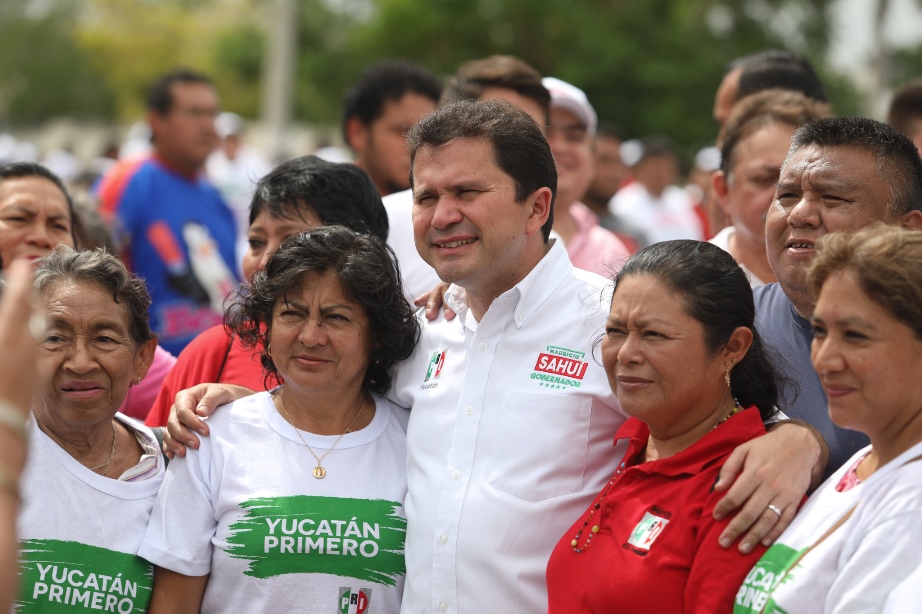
[{"xmin": 145, "ymin": 326, "xmax": 234, "ymax": 427}]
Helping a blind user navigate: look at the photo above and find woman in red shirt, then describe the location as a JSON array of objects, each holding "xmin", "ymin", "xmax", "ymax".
[{"xmin": 546, "ymin": 240, "xmax": 788, "ymax": 613}]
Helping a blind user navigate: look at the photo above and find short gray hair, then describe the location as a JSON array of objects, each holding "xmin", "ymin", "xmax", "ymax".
[{"xmin": 34, "ymin": 246, "xmax": 155, "ymax": 345}]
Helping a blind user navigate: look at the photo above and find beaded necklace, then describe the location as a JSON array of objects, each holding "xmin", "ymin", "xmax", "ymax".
[{"xmin": 570, "ymin": 399, "xmax": 742, "ymax": 554}]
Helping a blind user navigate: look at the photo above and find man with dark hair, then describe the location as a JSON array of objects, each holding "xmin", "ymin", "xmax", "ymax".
[
  {"xmin": 584, "ymin": 123, "xmax": 628, "ymax": 217},
  {"xmin": 441, "ymin": 55, "xmax": 550, "ymax": 125},
  {"xmin": 713, "ymin": 49, "xmax": 827, "ymax": 126},
  {"xmin": 887, "ymin": 77, "xmax": 922, "ymax": 155},
  {"xmin": 98, "ymin": 68, "xmax": 238, "ymax": 356},
  {"xmin": 342, "ymin": 60, "xmax": 441, "ymax": 196},
  {"xmin": 385, "ymin": 55, "xmax": 551, "ymax": 301},
  {"xmin": 757, "ymin": 116, "xmax": 922, "ymax": 476},
  {"xmin": 711, "ymin": 90, "xmax": 831, "ymax": 287}
]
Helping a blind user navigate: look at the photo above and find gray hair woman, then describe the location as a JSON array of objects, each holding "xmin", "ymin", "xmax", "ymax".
[
  {"xmin": 16, "ymin": 246, "xmax": 163, "ymax": 612},
  {"xmin": 139, "ymin": 226, "xmax": 419, "ymax": 613}
]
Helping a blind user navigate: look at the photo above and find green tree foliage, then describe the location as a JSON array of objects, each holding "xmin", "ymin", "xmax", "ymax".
[
  {"xmin": 341, "ymin": 0, "xmax": 858, "ymax": 155},
  {"xmin": 0, "ymin": 0, "xmax": 114, "ymax": 125}
]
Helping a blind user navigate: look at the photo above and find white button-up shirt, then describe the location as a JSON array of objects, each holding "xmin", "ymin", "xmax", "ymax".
[{"xmin": 391, "ymin": 241, "xmax": 627, "ymax": 613}]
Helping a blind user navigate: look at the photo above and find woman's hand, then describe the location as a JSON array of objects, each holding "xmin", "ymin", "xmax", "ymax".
[
  {"xmin": 711, "ymin": 420, "xmax": 827, "ymax": 553},
  {"xmin": 414, "ymin": 282, "xmax": 454, "ymax": 321},
  {"xmin": 163, "ymin": 384, "xmax": 256, "ymax": 458}
]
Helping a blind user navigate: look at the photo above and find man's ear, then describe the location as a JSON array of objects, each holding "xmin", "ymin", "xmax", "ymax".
[
  {"xmin": 147, "ymin": 109, "xmax": 164, "ymax": 144},
  {"xmin": 345, "ymin": 116, "xmax": 368, "ymax": 157},
  {"xmin": 899, "ymin": 208, "xmax": 922, "ymax": 230},
  {"xmin": 524, "ymin": 187, "xmax": 553, "ymax": 238},
  {"xmin": 712, "ymin": 170, "xmax": 732, "ymax": 219}
]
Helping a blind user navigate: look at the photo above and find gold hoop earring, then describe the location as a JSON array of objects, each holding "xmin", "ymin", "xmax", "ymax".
[{"xmin": 266, "ymin": 343, "xmax": 272, "ymax": 358}]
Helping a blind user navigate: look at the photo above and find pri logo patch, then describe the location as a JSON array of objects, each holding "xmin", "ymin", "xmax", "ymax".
[
  {"xmin": 425, "ymin": 350, "xmax": 446, "ymax": 382},
  {"xmin": 530, "ymin": 345, "xmax": 589, "ymax": 389},
  {"xmin": 339, "ymin": 587, "xmax": 372, "ymax": 613},
  {"xmin": 625, "ymin": 511, "xmax": 670, "ymax": 554}
]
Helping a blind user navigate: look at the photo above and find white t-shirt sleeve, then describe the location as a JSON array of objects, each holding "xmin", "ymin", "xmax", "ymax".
[
  {"xmin": 826, "ymin": 509, "xmax": 922, "ymax": 613},
  {"xmin": 138, "ymin": 442, "xmax": 216, "ymax": 576}
]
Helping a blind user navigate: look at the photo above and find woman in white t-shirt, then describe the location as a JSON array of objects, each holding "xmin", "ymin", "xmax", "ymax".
[
  {"xmin": 17, "ymin": 247, "xmax": 164, "ymax": 613},
  {"xmin": 735, "ymin": 225, "xmax": 922, "ymax": 613},
  {"xmin": 140, "ymin": 226, "xmax": 419, "ymax": 613}
]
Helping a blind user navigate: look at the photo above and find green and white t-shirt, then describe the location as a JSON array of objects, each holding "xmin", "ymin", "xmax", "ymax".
[
  {"xmin": 735, "ymin": 440, "xmax": 922, "ymax": 613},
  {"xmin": 16, "ymin": 414, "xmax": 166, "ymax": 613},
  {"xmin": 138, "ymin": 391, "xmax": 409, "ymax": 614}
]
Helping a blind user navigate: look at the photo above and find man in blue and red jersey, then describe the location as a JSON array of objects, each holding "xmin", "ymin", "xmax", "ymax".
[{"xmin": 99, "ymin": 69, "xmax": 239, "ymax": 355}]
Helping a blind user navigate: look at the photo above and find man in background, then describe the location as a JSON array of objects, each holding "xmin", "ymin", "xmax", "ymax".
[
  {"xmin": 99, "ymin": 69, "xmax": 238, "ymax": 356},
  {"xmin": 542, "ymin": 77, "xmax": 630, "ymax": 274},
  {"xmin": 713, "ymin": 49, "xmax": 828, "ymax": 127},
  {"xmin": 609, "ymin": 137, "xmax": 705, "ymax": 245},
  {"xmin": 888, "ymin": 77, "xmax": 922, "ymax": 156},
  {"xmin": 342, "ymin": 60, "xmax": 441, "ymax": 196}
]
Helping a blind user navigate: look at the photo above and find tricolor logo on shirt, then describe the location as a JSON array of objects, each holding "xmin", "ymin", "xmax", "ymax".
[
  {"xmin": 339, "ymin": 586, "xmax": 372, "ymax": 613},
  {"xmin": 425, "ymin": 350, "xmax": 446, "ymax": 382},
  {"xmin": 530, "ymin": 345, "xmax": 589, "ymax": 389},
  {"xmin": 626, "ymin": 511, "xmax": 670, "ymax": 553}
]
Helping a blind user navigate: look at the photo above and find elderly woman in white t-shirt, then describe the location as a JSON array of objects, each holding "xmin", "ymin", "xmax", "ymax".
[
  {"xmin": 735, "ymin": 225, "xmax": 922, "ymax": 613},
  {"xmin": 17, "ymin": 247, "xmax": 164, "ymax": 612},
  {"xmin": 139, "ymin": 226, "xmax": 419, "ymax": 613}
]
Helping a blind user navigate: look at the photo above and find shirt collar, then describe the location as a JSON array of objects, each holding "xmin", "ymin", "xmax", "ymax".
[
  {"xmin": 614, "ymin": 407, "xmax": 766, "ymax": 477},
  {"xmin": 443, "ymin": 239, "xmax": 575, "ymax": 330}
]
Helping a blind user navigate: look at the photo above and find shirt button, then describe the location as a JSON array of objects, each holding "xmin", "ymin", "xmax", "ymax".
[
  {"xmin": 515, "ymin": 311, "xmax": 524, "ymax": 321},
  {"xmin": 478, "ymin": 342, "xmax": 488, "ymax": 352},
  {"xmin": 451, "ymin": 469, "xmax": 461, "ymax": 479},
  {"xmin": 439, "ymin": 534, "xmax": 448, "ymax": 544},
  {"xmin": 439, "ymin": 601, "xmax": 448, "ymax": 611},
  {"xmin": 464, "ymin": 405, "xmax": 473, "ymax": 415}
]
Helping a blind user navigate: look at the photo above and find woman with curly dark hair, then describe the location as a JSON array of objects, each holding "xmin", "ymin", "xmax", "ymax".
[{"xmin": 139, "ymin": 226, "xmax": 419, "ymax": 613}]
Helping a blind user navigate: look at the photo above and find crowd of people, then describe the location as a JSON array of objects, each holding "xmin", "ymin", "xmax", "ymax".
[{"xmin": 2, "ymin": 48, "xmax": 922, "ymax": 613}]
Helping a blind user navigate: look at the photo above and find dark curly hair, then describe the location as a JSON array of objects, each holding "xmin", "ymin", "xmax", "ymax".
[{"xmin": 225, "ymin": 225, "xmax": 419, "ymax": 394}]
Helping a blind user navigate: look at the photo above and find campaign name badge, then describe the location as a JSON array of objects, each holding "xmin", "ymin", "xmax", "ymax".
[
  {"xmin": 421, "ymin": 350, "xmax": 447, "ymax": 390},
  {"xmin": 625, "ymin": 511, "xmax": 670, "ymax": 555},
  {"xmin": 530, "ymin": 345, "xmax": 589, "ymax": 389}
]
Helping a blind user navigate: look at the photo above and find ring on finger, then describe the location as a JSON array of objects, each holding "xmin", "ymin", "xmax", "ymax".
[{"xmin": 766, "ymin": 503, "xmax": 783, "ymax": 517}]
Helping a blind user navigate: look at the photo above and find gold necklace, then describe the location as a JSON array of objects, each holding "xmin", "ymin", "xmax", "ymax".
[
  {"xmin": 88, "ymin": 422, "xmax": 117, "ymax": 476},
  {"xmin": 275, "ymin": 389, "xmax": 366, "ymax": 479}
]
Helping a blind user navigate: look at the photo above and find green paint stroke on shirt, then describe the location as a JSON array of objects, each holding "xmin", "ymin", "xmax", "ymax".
[
  {"xmin": 16, "ymin": 539, "xmax": 153, "ymax": 613},
  {"xmin": 226, "ymin": 495, "xmax": 406, "ymax": 586},
  {"xmin": 734, "ymin": 543, "xmax": 801, "ymax": 614}
]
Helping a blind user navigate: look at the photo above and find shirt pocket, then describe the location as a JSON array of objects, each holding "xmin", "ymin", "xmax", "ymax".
[{"xmin": 487, "ymin": 391, "xmax": 591, "ymax": 501}]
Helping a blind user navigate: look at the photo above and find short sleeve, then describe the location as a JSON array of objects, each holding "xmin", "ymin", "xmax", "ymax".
[{"xmin": 138, "ymin": 440, "xmax": 216, "ymax": 576}]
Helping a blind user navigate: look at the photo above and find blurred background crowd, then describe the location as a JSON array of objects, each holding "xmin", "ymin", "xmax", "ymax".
[{"xmin": 2, "ymin": 0, "xmax": 922, "ymax": 199}]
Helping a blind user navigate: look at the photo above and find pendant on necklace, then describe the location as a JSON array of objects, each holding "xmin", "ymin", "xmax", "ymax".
[{"xmin": 312, "ymin": 466, "xmax": 327, "ymax": 479}]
